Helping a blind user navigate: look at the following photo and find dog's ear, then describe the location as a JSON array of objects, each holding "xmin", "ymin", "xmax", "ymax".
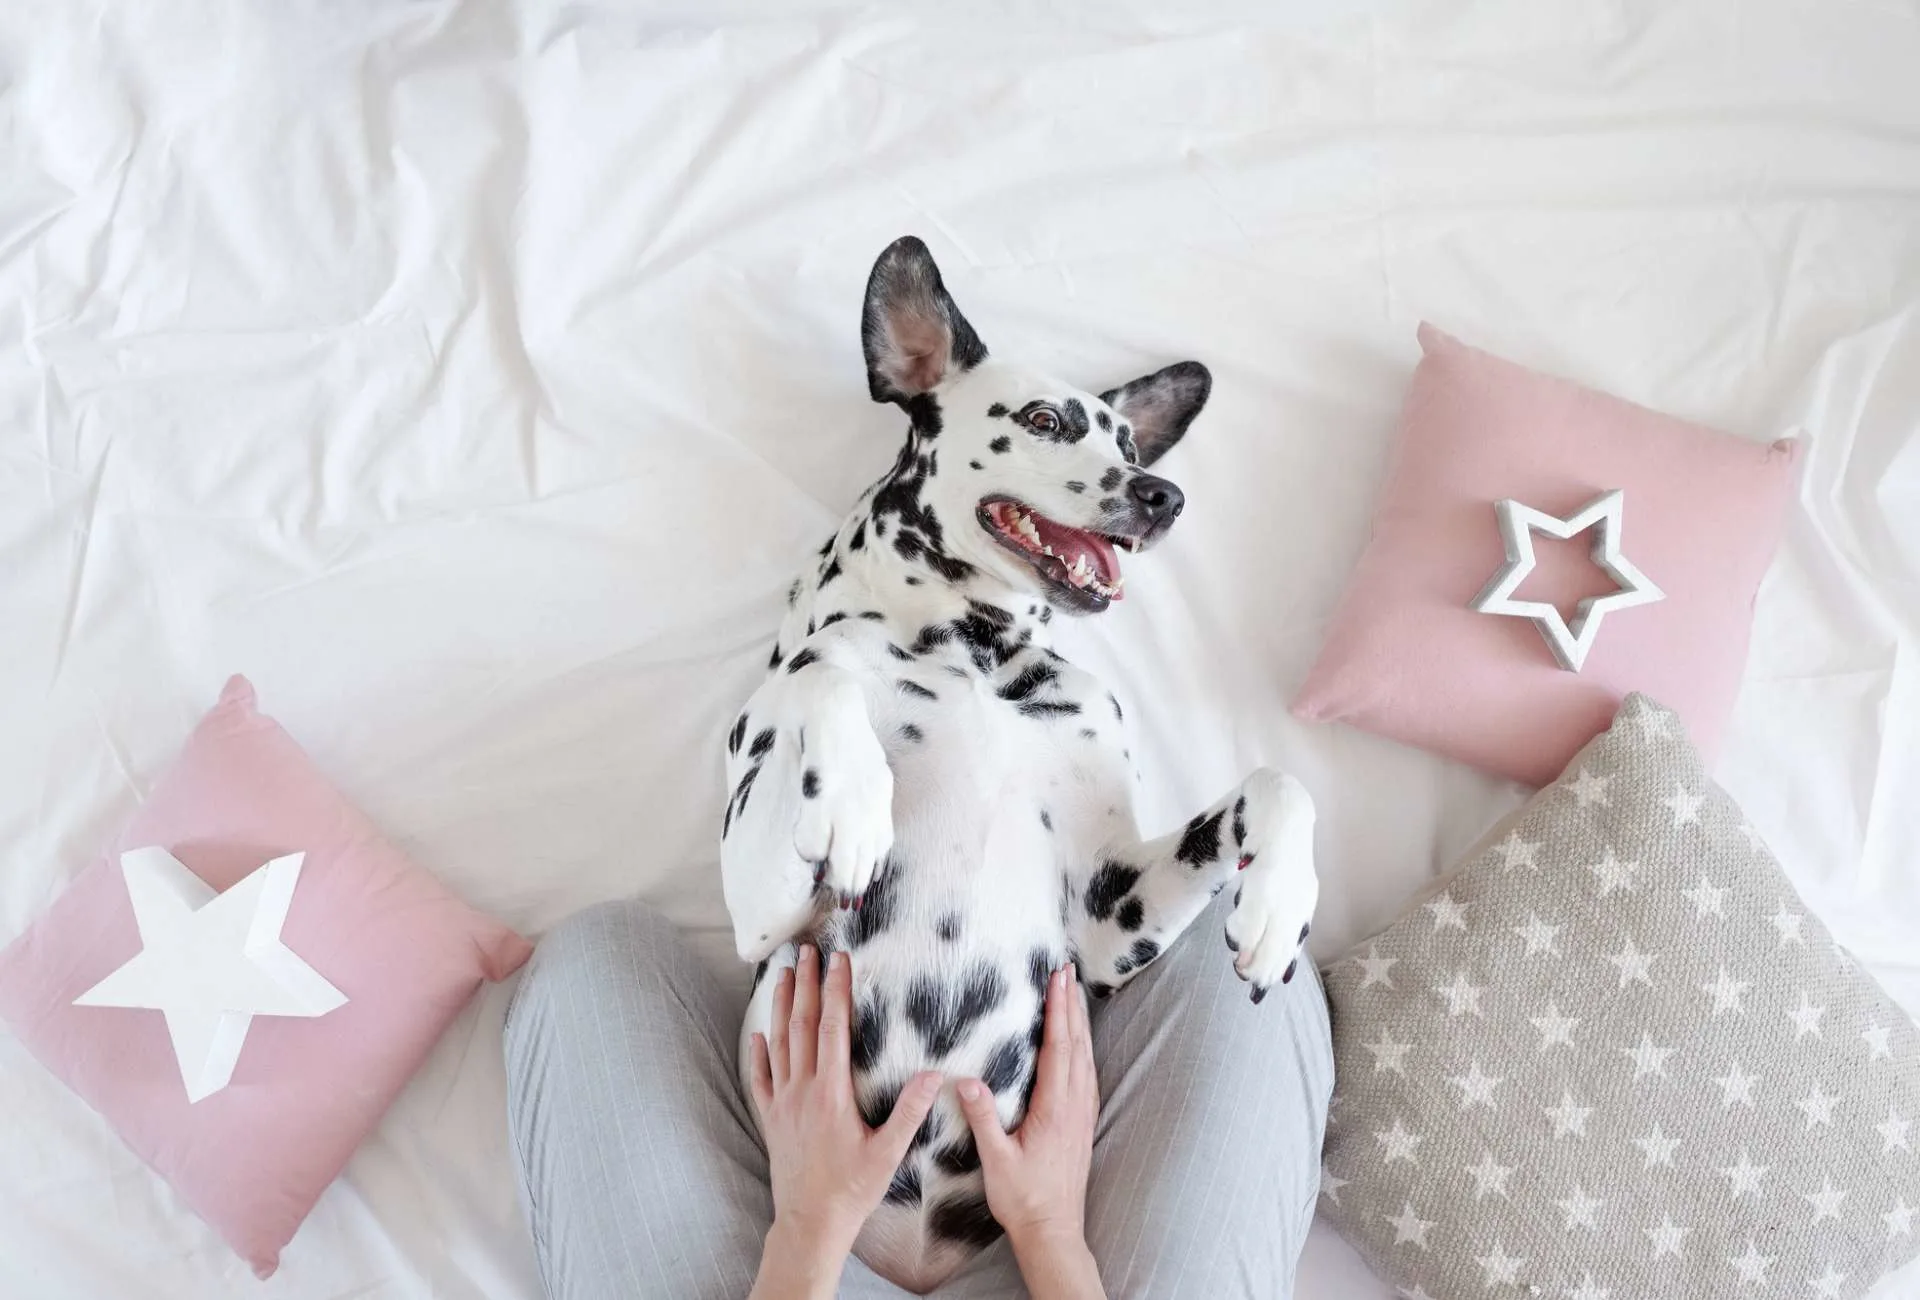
[
  {"xmin": 1100, "ymin": 361, "xmax": 1212, "ymax": 467},
  {"xmin": 861, "ymin": 236, "xmax": 988, "ymax": 406}
]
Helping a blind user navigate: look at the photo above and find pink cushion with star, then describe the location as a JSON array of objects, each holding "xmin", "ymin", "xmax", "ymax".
[
  {"xmin": 0, "ymin": 676, "xmax": 532, "ymax": 1278},
  {"xmin": 1292, "ymin": 324, "xmax": 1802, "ymax": 786}
]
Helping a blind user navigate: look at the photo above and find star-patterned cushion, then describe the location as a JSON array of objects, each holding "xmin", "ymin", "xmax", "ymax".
[{"xmin": 1318, "ymin": 694, "xmax": 1920, "ymax": 1300}]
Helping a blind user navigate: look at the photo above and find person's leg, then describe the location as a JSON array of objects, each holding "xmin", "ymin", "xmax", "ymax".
[
  {"xmin": 1082, "ymin": 890, "xmax": 1334, "ymax": 1300},
  {"xmin": 504, "ymin": 899, "xmax": 778, "ymax": 1300}
]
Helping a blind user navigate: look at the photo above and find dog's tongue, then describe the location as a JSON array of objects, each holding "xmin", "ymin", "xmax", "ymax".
[{"xmin": 1030, "ymin": 513, "xmax": 1120, "ymax": 588}]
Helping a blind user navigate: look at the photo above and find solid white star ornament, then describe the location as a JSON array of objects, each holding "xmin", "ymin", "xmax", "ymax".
[
  {"xmin": 73, "ymin": 847, "xmax": 346, "ymax": 1103},
  {"xmin": 1469, "ymin": 488, "xmax": 1665, "ymax": 671}
]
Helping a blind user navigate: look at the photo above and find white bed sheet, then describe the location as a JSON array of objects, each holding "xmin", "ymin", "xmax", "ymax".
[{"xmin": 3, "ymin": 2, "xmax": 1918, "ymax": 1296}]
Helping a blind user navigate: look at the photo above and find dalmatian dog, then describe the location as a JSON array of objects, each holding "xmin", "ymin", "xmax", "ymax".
[{"xmin": 722, "ymin": 237, "xmax": 1319, "ymax": 1292}]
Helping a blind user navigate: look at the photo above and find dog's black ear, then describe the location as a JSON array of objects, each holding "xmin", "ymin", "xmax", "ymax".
[
  {"xmin": 861, "ymin": 236, "xmax": 988, "ymax": 406},
  {"xmin": 1100, "ymin": 361, "xmax": 1212, "ymax": 467}
]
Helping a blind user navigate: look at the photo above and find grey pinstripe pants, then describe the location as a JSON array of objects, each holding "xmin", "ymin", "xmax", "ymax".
[{"xmin": 504, "ymin": 896, "xmax": 1331, "ymax": 1299}]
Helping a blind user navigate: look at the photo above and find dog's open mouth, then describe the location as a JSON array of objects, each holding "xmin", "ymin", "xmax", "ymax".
[{"xmin": 977, "ymin": 497, "xmax": 1141, "ymax": 611}]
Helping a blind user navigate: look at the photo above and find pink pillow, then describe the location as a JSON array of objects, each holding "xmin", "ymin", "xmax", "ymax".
[
  {"xmin": 0, "ymin": 676, "xmax": 532, "ymax": 1278},
  {"xmin": 1293, "ymin": 324, "xmax": 1801, "ymax": 786}
]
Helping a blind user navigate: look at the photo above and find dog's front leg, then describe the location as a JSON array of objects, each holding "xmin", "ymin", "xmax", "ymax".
[
  {"xmin": 721, "ymin": 641, "xmax": 894, "ymax": 963},
  {"xmin": 1070, "ymin": 768, "xmax": 1318, "ymax": 1004}
]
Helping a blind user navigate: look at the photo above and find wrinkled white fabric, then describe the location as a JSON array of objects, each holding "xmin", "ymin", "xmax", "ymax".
[{"xmin": 2, "ymin": 1, "xmax": 1916, "ymax": 1296}]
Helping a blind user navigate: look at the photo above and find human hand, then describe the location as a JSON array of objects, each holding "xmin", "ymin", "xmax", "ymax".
[
  {"xmin": 955, "ymin": 963, "xmax": 1099, "ymax": 1252},
  {"xmin": 750, "ymin": 945, "xmax": 940, "ymax": 1271}
]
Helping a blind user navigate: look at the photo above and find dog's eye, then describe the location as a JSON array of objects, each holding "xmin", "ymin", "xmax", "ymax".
[{"xmin": 1028, "ymin": 407, "xmax": 1060, "ymax": 433}]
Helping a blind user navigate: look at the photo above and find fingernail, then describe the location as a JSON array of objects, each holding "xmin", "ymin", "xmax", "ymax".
[
  {"xmin": 797, "ymin": 944, "xmax": 814, "ymax": 965},
  {"xmin": 832, "ymin": 950, "xmax": 848, "ymax": 972},
  {"xmin": 957, "ymin": 1080, "xmax": 983, "ymax": 1101},
  {"xmin": 1251, "ymin": 985, "xmax": 1268, "ymax": 1005},
  {"xmin": 778, "ymin": 967, "xmax": 793, "ymax": 988},
  {"xmin": 1283, "ymin": 958, "xmax": 1298, "ymax": 983}
]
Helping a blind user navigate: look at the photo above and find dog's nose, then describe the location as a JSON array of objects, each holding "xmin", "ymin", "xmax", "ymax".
[{"xmin": 1128, "ymin": 474, "xmax": 1185, "ymax": 524}]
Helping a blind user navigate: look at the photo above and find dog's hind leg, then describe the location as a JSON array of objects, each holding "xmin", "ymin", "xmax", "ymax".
[
  {"xmin": 721, "ymin": 639, "xmax": 895, "ymax": 963},
  {"xmin": 1068, "ymin": 768, "xmax": 1318, "ymax": 1004}
]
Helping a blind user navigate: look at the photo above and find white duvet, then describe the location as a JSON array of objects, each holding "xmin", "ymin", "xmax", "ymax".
[{"xmin": 3, "ymin": 2, "xmax": 1917, "ymax": 1297}]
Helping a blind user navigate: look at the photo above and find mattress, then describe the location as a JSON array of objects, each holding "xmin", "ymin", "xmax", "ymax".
[{"xmin": 3, "ymin": 1, "xmax": 1917, "ymax": 1296}]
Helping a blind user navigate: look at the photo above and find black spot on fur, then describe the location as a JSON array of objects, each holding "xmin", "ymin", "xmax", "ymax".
[
  {"xmin": 887, "ymin": 643, "xmax": 913, "ymax": 661},
  {"xmin": 905, "ymin": 965, "xmax": 1007, "ymax": 1059},
  {"xmin": 768, "ymin": 646, "xmax": 783, "ymax": 670},
  {"xmin": 1096, "ymin": 409, "xmax": 1112, "ymax": 432},
  {"xmin": 749, "ymin": 728, "xmax": 776, "ymax": 759},
  {"xmin": 1020, "ymin": 699, "xmax": 1082, "ymax": 719},
  {"xmin": 969, "ymin": 459, "xmax": 983, "ymax": 471},
  {"xmin": 727, "ymin": 713, "xmax": 747, "ymax": 755},
  {"xmin": 884, "ymin": 1161, "xmax": 922, "ymax": 1206},
  {"xmin": 883, "ymin": 1159, "xmax": 921, "ymax": 1205},
  {"xmin": 910, "ymin": 1108, "xmax": 941, "ymax": 1152},
  {"xmin": 1099, "ymin": 496, "xmax": 1123, "ymax": 513},
  {"xmin": 905, "ymin": 392, "xmax": 944, "ymax": 438},
  {"xmin": 787, "ymin": 580, "xmax": 802, "ymax": 607},
  {"xmin": 1176, "ymin": 810, "xmax": 1226, "ymax": 868},
  {"xmin": 858, "ymin": 1080, "xmax": 901, "ymax": 1131},
  {"xmin": 860, "ymin": 610, "xmax": 886, "ymax": 621},
  {"xmin": 936, "ymin": 912, "xmax": 962, "ymax": 943},
  {"xmin": 1060, "ymin": 398, "xmax": 1089, "ymax": 441},
  {"xmin": 933, "ymin": 1133, "xmax": 982, "ymax": 1176},
  {"xmin": 819, "ymin": 554, "xmax": 842, "ymax": 586},
  {"xmin": 849, "ymin": 520, "xmax": 866, "ymax": 551},
  {"xmin": 1027, "ymin": 1006, "xmax": 1047, "ymax": 1053},
  {"xmin": 848, "ymin": 857, "xmax": 902, "ymax": 946},
  {"xmin": 981, "ymin": 1035, "xmax": 1027, "ymax": 1095},
  {"xmin": 1117, "ymin": 897, "xmax": 1145, "ymax": 932},
  {"xmin": 1079, "ymin": 727, "xmax": 1097, "ymax": 739},
  {"xmin": 786, "ymin": 647, "xmax": 819, "ymax": 675},
  {"xmin": 1087, "ymin": 980, "xmax": 1114, "ymax": 1000},
  {"xmin": 1027, "ymin": 947, "xmax": 1053, "ymax": 996},
  {"xmin": 1066, "ymin": 480, "xmax": 1086, "ymax": 494},
  {"xmin": 1109, "ymin": 694, "xmax": 1124, "ymax": 721},
  {"xmin": 989, "ymin": 435, "xmax": 1011, "ymax": 454},
  {"xmin": 904, "ymin": 574, "xmax": 921, "ymax": 585},
  {"xmin": 852, "ymin": 994, "xmax": 887, "ymax": 1073},
  {"xmin": 912, "ymin": 623, "xmax": 953, "ymax": 653},
  {"xmin": 1232, "ymin": 796, "xmax": 1247, "ymax": 846},
  {"xmin": 1100, "ymin": 466, "xmax": 1124, "ymax": 491},
  {"xmin": 801, "ymin": 768, "xmax": 820, "ymax": 798},
  {"xmin": 1039, "ymin": 606, "xmax": 1053, "ymax": 624},
  {"xmin": 899, "ymin": 723, "xmax": 924, "ymax": 743},
  {"xmin": 1085, "ymin": 862, "xmax": 1142, "ymax": 921},
  {"xmin": 930, "ymin": 1191, "xmax": 1003, "ymax": 1247},
  {"xmin": 1039, "ymin": 809, "xmax": 1053, "ymax": 832},
  {"xmin": 987, "ymin": 402, "xmax": 1009, "ymax": 418},
  {"xmin": 900, "ymin": 679, "xmax": 938, "ymax": 701},
  {"xmin": 1114, "ymin": 937, "xmax": 1160, "ymax": 976},
  {"xmin": 751, "ymin": 957, "xmax": 770, "ymax": 992},
  {"xmin": 820, "ymin": 611, "xmax": 848, "ymax": 628},
  {"xmin": 998, "ymin": 659, "xmax": 1058, "ymax": 703}
]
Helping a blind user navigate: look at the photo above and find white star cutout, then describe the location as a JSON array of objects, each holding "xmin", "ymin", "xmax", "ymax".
[
  {"xmin": 1663, "ymin": 783, "xmax": 1703, "ymax": 826},
  {"xmin": 1621, "ymin": 1032, "xmax": 1674, "ymax": 1080},
  {"xmin": 1702, "ymin": 967, "xmax": 1749, "ymax": 1016},
  {"xmin": 1424, "ymin": 891, "xmax": 1469, "ymax": 932},
  {"xmin": 1364, "ymin": 1028, "xmax": 1412, "ymax": 1074},
  {"xmin": 1629, "ymin": 698, "xmax": 1673, "ymax": 741},
  {"xmin": 1803, "ymin": 1176, "xmax": 1848, "ymax": 1223},
  {"xmin": 1433, "ymin": 969, "xmax": 1486, "ymax": 1018},
  {"xmin": 1719, "ymin": 1149, "xmax": 1769, "ymax": 1200},
  {"xmin": 1375, "ymin": 1119, "xmax": 1424, "ymax": 1166},
  {"xmin": 1586, "ymin": 848, "xmax": 1640, "ymax": 897},
  {"xmin": 1353, "ymin": 946, "xmax": 1398, "ymax": 990},
  {"xmin": 1633, "ymin": 1123, "xmax": 1681, "ymax": 1169},
  {"xmin": 1712, "ymin": 1060, "xmax": 1760, "ymax": 1109},
  {"xmin": 1810, "ymin": 1263, "xmax": 1848, "ymax": 1300},
  {"xmin": 1555, "ymin": 1183, "xmax": 1603, "ymax": 1229},
  {"xmin": 1681, "ymin": 876, "xmax": 1729, "ymax": 918},
  {"xmin": 1729, "ymin": 1239, "xmax": 1773, "ymax": 1286},
  {"xmin": 1319, "ymin": 1165, "xmax": 1348, "ymax": 1206},
  {"xmin": 1796, "ymin": 1081, "xmax": 1840, "ymax": 1128},
  {"xmin": 1512, "ymin": 912, "xmax": 1561, "ymax": 957},
  {"xmin": 1493, "ymin": 831, "xmax": 1540, "ymax": 872},
  {"xmin": 1605, "ymin": 935, "xmax": 1657, "ymax": 988},
  {"xmin": 1385, "ymin": 1200, "xmax": 1433, "ymax": 1249},
  {"xmin": 1645, "ymin": 1214, "xmax": 1690, "ymax": 1258},
  {"xmin": 1465, "ymin": 1151, "xmax": 1514, "ymax": 1200},
  {"xmin": 1568, "ymin": 766, "xmax": 1612, "ymax": 808},
  {"xmin": 1769, "ymin": 902, "xmax": 1805, "ymax": 945},
  {"xmin": 1447, "ymin": 1060, "xmax": 1503, "ymax": 1111},
  {"xmin": 1878, "ymin": 1107, "xmax": 1912, "ymax": 1153},
  {"xmin": 1531, "ymin": 1002, "xmax": 1580, "ymax": 1050},
  {"xmin": 1887, "ymin": 1197, "xmax": 1915, "ymax": 1239},
  {"xmin": 1545, "ymin": 1090, "xmax": 1595, "ymax": 1140},
  {"xmin": 1475, "ymin": 1240, "xmax": 1526, "ymax": 1287},
  {"xmin": 1862, "ymin": 1022, "xmax": 1893, "ymax": 1060},
  {"xmin": 1565, "ymin": 1274, "xmax": 1610, "ymax": 1300},
  {"xmin": 1787, "ymin": 991, "xmax": 1826, "ymax": 1039}
]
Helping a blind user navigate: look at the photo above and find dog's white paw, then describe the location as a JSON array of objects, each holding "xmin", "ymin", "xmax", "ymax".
[
  {"xmin": 1224, "ymin": 769, "xmax": 1319, "ymax": 1002},
  {"xmin": 791, "ymin": 687, "xmax": 895, "ymax": 908}
]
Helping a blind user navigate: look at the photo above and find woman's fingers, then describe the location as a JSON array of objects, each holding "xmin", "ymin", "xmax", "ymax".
[
  {"xmin": 874, "ymin": 1072, "xmax": 943, "ymax": 1165},
  {"xmin": 749, "ymin": 1031, "xmax": 774, "ymax": 1114},
  {"xmin": 1030, "ymin": 965, "xmax": 1074, "ymax": 1116},
  {"xmin": 955, "ymin": 1078, "xmax": 1015, "ymax": 1164},
  {"xmin": 1067, "ymin": 964, "xmax": 1095, "ymax": 1095},
  {"xmin": 769, "ymin": 964, "xmax": 796, "ymax": 1087},
  {"xmin": 789, "ymin": 944, "xmax": 821, "ymax": 1079},
  {"xmin": 816, "ymin": 950, "xmax": 854, "ymax": 1083}
]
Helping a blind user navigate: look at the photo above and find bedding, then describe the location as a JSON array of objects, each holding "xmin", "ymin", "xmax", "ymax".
[{"xmin": 2, "ymin": 2, "xmax": 1917, "ymax": 1297}]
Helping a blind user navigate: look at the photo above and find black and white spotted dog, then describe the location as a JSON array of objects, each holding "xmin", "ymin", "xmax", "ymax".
[{"xmin": 723, "ymin": 237, "xmax": 1319, "ymax": 1291}]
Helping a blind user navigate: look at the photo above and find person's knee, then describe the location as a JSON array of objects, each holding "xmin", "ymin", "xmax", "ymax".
[{"xmin": 507, "ymin": 898, "xmax": 679, "ymax": 1040}]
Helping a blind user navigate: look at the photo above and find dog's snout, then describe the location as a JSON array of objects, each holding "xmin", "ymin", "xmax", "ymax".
[{"xmin": 1128, "ymin": 474, "xmax": 1184, "ymax": 523}]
